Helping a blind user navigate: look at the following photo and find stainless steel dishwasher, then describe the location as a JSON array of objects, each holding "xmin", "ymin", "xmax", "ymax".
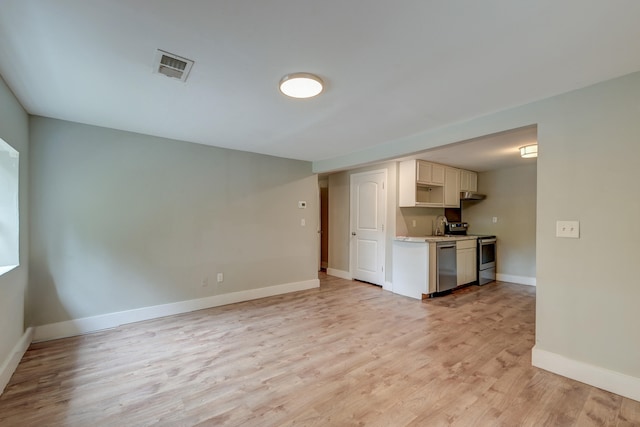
[{"xmin": 436, "ymin": 241, "xmax": 457, "ymax": 292}]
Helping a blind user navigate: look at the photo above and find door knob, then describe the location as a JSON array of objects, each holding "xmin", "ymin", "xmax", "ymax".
[{"xmin": 351, "ymin": 232, "xmax": 356, "ymax": 236}]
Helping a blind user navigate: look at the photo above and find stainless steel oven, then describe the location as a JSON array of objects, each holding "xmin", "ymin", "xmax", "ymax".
[
  {"xmin": 442, "ymin": 222, "xmax": 497, "ymax": 286},
  {"xmin": 477, "ymin": 236, "xmax": 496, "ymax": 285}
]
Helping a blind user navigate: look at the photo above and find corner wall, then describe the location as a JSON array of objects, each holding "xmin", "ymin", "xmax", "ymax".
[
  {"xmin": 316, "ymin": 71, "xmax": 640, "ymax": 400},
  {"xmin": 533, "ymin": 73, "xmax": 640, "ymax": 396},
  {"xmin": 463, "ymin": 163, "xmax": 537, "ymax": 285},
  {"xmin": 0, "ymin": 76, "xmax": 30, "ymax": 393},
  {"xmin": 28, "ymin": 117, "xmax": 319, "ymax": 333},
  {"xmin": 327, "ymin": 162, "xmax": 397, "ymax": 283},
  {"xmin": 327, "ymin": 171, "xmax": 349, "ymax": 275}
]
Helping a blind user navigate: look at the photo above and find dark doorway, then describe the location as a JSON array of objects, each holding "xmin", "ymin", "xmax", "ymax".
[{"xmin": 320, "ymin": 186, "xmax": 328, "ymax": 270}]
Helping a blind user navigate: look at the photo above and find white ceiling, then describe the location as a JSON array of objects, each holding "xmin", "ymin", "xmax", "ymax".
[
  {"xmin": 400, "ymin": 125, "xmax": 538, "ymax": 172},
  {"xmin": 1, "ymin": 1, "xmax": 640, "ymax": 165}
]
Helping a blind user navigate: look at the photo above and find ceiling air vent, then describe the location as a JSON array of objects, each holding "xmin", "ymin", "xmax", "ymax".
[{"xmin": 153, "ymin": 49, "xmax": 194, "ymax": 82}]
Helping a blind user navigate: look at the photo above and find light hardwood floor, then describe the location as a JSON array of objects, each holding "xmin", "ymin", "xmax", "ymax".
[{"xmin": 1, "ymin": 273, "xmax": 639, "ymax": 426}]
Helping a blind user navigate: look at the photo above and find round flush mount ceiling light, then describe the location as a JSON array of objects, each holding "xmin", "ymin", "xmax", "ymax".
[
  {"xmin": 519, "ymin": 144, "xmax": 538, "ymax": 158},
  {"xmin": 279, "ymin": 72, "xmax": 324, "ymax": 99}
]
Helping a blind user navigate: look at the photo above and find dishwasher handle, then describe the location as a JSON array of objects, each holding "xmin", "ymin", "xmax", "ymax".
[{"xmin": 437, "ymin": 242, "xmax": 456, "ymax": 249}]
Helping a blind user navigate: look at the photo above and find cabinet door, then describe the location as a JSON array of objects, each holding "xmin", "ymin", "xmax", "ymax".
[
  {"xmin": 460, "ymin": 170, "xmax": 478, "ymax": 192},
  {"xmin": 431, "ymin": 163, "xmax": 445, "ymax": 185},
  {"xmin": 460, "ymin": 170, "xmax": 469, "ymax": 191},
  {"xmin": 462, "ymin": 248, "xmax": 472, "ymax": 284},
  {"xmin": 417, "ymin": 161, "xmax": 431, "ymax": 183},
  {"xmin": 466, "ymin": 248, "xmax": 477, "ymax": 283},
  {"xmin": 444, "ymin": 167, "xmax": 460, "ymax": 207},
  {"xmin": 457, "ymin": 247, "xmax": 477, "ymax": 285},
  {"xmin": 399, "ymin": 160, "xmax": 421, "ymax": 206},
  {"xmin": 467, "ymin": 171, "xmax": 478, "ymax": 192},
  {"xmin": 456, "ymin": 250, "xmax": 465, "ymax": 286},
  {"xmin": 417, "ymin": 161, "xmax": 445, "ymax": 185}
]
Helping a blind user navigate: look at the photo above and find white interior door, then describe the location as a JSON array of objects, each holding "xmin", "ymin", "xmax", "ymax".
[{"xmin": 350, "ymin": 170, "xmax": 386, "ymax": 286}]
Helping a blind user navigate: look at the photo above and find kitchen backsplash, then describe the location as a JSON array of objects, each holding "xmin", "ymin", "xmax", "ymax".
[
  {"xmin": 397, "ymin": 207, "xmax": 444, "ymax": 236},
  {"xmin": 445, "ymin": 208, "xmax": 462, "ymax": 223}
]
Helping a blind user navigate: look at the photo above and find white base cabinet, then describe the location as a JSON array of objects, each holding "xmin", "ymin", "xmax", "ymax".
[
  {"xmin": 456, "ymin": 239, "xmax": 477, "ymax": 286},
  {"xmin": 392, "ymin": 240, "xmax": 429, "ymax": 299}
]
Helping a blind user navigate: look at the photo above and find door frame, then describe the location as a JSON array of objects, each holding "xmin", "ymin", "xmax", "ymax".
[{"xmin": 349, "ymin": 169, "xmax": 388, "ymax": 287}]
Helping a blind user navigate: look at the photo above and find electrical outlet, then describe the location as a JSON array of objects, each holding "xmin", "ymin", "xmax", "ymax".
[
  {"xmin": 217, "ymin": 273, "xmax": 224, "ymax": 283},
  {"xmin": 556, "ymin": 220, "xmax": 580, "ymax": 238},
  {"xmin": 492, "ymin": 217, "xmax": 498, "ymax": 223},
  {"xmin": 301, "ymin": 218, "xmax": 306, "ymax": 226},
  {"xmin": 412, "ymin": 219, "xmax": 417, "ymax": 227}
]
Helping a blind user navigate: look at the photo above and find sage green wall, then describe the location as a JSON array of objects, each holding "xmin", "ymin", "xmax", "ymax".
[
  {"xmin": 327, "ymin": 162, "xmax": 397, "ymax": 282},
  {"xmin": 0, "ymin": 76, "xmax": 29, "ymax": 369},
  {"xmin": 327, "ymin": 171, "xmax": 349, "ymax": 273},
  {"xmin": 463, "ymin": 163, "xmax": 537, "ymax": 281},
  {"xmin": 534, "ymin": 75, "xmax": 639, "ymax": 378},
  {"xmin": 29, "ymin": 117, "xmax": 318, "ymax": 325},
  {"xmin": 316, "ymin": 71, "xmax": 640, "ymax": 380}
]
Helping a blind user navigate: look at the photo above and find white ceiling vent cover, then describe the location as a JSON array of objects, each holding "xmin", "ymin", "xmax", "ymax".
[{"xmin": 154, "ymin": 49, "xmax": 194, "ymax": 82}]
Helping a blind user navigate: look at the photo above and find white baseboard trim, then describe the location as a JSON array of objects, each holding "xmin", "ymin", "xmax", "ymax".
[
  {"xmin": 326, "ymin": 268, "xmax": 351, "ymax": 280},
  {"xmin": 383, "ymin": 281, "xmax": 393, "ymax": 292},
  {"xmin": 532, "ymin": 346, "xmax": 640, "ymax": 402},
  {"xmin": 497, "ymin": 273, "xmax": 536, "ymax": 286},
  {"xmin": 33, "ymin": 279, "xmax": 319, "ymax": 343},
  {"xmin": 0, "ymin": 327, "xmax": 33, "ymax": 395}
]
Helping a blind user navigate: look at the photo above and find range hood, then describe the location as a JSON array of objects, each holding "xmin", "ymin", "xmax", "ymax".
[{"xmin": 460, "ymin": 191, "xmax": 486, "ymax": 201}]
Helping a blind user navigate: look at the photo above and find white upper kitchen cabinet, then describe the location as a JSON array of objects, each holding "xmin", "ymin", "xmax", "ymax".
[
  {"xmin": 400, "ymin": 160, "xmax": 462, "ymax": 208},
  {"xmin": 444, "ymin": 167, "xmax": 460, "ymax": 208},
  {"xmin": 417, "ymin": 161, "xmax": 445, "ymax": 186},
  {"xmin": 460, "ymin": 169, "xmax": 478, "ymax": 192},
  {"xmin": 399, "ymin": 160, "xmax": 444, "ymax": 207}
]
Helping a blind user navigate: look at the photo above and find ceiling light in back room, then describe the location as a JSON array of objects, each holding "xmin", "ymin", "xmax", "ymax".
[
  {"xmin": 279, "ymin": 73, "xmax": 324, "ymax": 98},
  {"xmin": 520, "ymin": 144, "xmax": 538, "ymax": 158}
]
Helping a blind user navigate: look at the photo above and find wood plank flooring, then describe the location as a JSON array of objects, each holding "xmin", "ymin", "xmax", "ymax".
[{"xmin": 1, "ymin": 273, "xmax": 639, "ymax": 426}]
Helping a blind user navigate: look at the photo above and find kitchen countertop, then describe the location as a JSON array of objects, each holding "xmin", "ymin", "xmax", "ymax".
[{"xmin": 394, "ymin": 235, "xmax": 479, "ymax": 243}]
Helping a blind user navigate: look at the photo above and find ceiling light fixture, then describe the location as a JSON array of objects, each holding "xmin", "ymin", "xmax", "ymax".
[
  {"xmin": 520, "ymin": 144, "xmax": 538, "ymax": 158},
  {"xmin": 279, "ymin": 73, "xmax": 324, "ymax": 99}
]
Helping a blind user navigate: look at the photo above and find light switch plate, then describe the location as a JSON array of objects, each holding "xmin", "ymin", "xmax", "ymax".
[{"xmin": 556, "ymin": 220, "xmax": 580, "ymax": 238}]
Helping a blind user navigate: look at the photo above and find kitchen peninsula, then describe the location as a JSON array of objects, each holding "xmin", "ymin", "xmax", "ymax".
[{"xmin": 392, "ymin": 235, "xmax": 478, "ymax": 299}]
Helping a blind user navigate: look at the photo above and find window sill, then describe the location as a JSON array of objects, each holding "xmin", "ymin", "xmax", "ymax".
[{"xmin": 0, "ymin": 265, "xmax": 18, "ymax": 277}]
